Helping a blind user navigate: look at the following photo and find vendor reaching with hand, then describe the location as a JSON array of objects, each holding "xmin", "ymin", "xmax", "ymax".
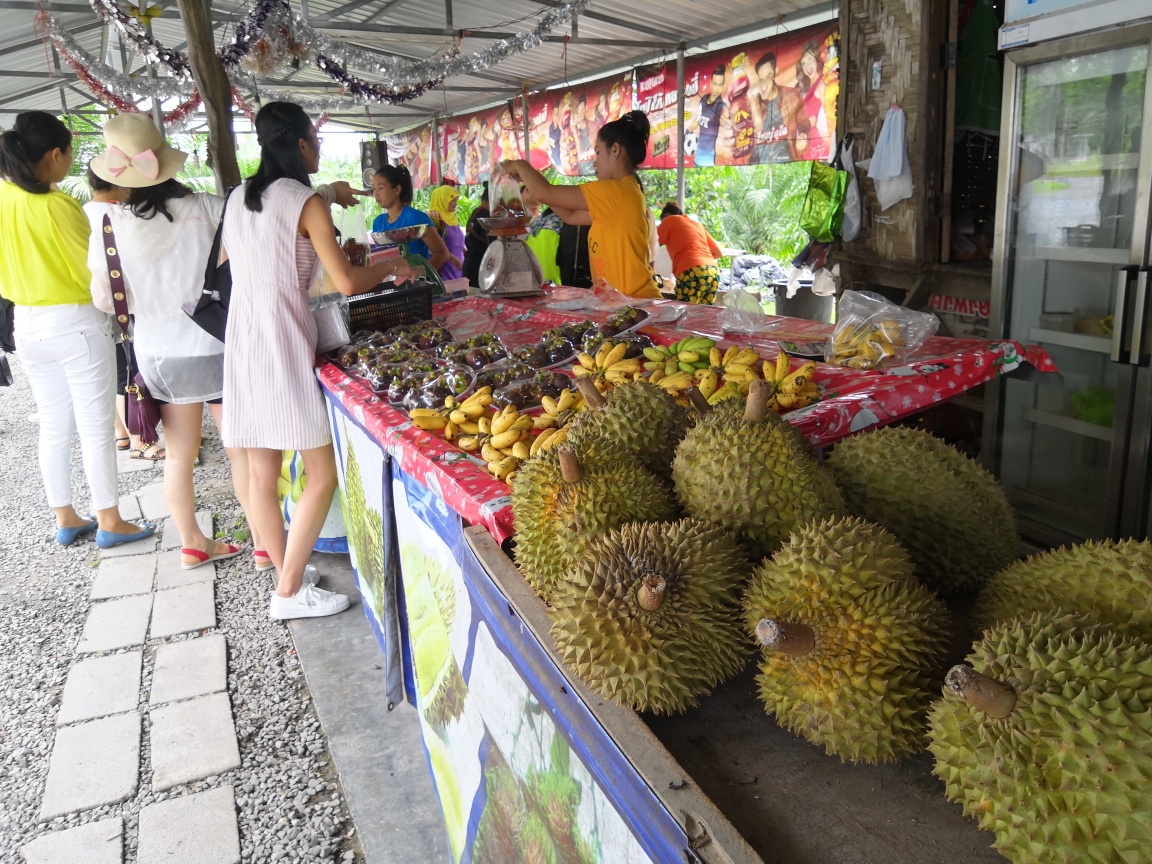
[
  {"xmin": 502, "ymin": 110, "xmax": 661, "ymax": 298},
  {"xmin": 371, "ymin": 164, "xmax": 450, "ymax": 272}
]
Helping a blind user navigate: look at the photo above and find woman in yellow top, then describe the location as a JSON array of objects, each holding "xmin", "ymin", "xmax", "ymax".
[
  {"xmin": 0, "ymin": 111, "xmax": 152, "ymax": 548},
  {"xmin": 502, "ymin": 111, "xmax": 660, "ymax": 298}
]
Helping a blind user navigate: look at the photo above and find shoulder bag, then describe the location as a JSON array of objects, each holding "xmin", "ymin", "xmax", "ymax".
[
  {"xmin": 183, "ymin": 186, "xmax": 235, "ymax": 343},
  {"xmin": 103, "ymin": 214, "xmax": 162, "ymax": 444}
]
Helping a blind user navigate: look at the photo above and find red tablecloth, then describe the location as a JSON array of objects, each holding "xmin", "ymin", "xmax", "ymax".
[{"xmin": 320, "ymin": 289, "xmax": 1058, "ymax": 543}]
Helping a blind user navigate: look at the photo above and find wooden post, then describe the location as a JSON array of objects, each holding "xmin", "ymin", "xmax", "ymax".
[
  {"xmin": 177, "ymin": 0, "xmax": 240, "ymax": 194},
  {"xmin": 676, "ymin": 43, "xmax": 686, "ymax": 210}
]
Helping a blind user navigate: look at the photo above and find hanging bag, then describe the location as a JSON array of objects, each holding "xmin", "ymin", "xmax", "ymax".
[
  {"xmin": 799, "ymin": 159, "xmax": 848, "ymax": 244},
  {"xmin": 183, "ymin": 186, "xmax": 235, "ymax": 343},
  {"xmin": 103, "ymin": 214, "xmax": 162, "ymax": 444}
]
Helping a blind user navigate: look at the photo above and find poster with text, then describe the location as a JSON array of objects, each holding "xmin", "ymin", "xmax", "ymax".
[
  {"xmin": 637, "ymin": 63, "xmax": 679, "ymax": 169},
  {"xmin": 681, "ymin": 21, "xmax": 840, "ymax": 168},
  {"xmin": 527, "ymin": 74, "xmax": 633, "ymax": 176},
  {"xmin": 387, "ymin": 123, "xmax": 437, "ymax": 188},
  {"xmin": 440, "ymin": 103, "xmax": 525, "ymax": 186}
]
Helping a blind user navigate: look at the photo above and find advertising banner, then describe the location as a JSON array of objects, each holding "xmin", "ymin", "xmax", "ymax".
[
  {"xmin": 386, "ymin": 123, "xmax": 437, "ymax": 188},
  {"xmin": 636, "ymin": 63, "xmax": 679, "ymax": 169},
  {"xmin": 527, "ymin": 74, "xmax": 633, "ymax": 176},
  {"xmin": 440, "ymin": 103, "xmax": 525, "ymax": 186},
  {"xmin": 682, "ymin": 20, "xmax": 840, "ymax": 167}
]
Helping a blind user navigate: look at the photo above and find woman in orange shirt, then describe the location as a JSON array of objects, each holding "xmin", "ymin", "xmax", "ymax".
[
  {"xmin": 657, "ymin": 202, "xmax": 724, "ymax": 305},
  {"xmin": 502, "ymin": 111, "xmax": 660, "ymax": 298}
]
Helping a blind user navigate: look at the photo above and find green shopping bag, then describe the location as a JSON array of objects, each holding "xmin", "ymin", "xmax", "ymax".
[{"xmin": 799, "ymin": 161, "xmax": 849, "ymax": 243}]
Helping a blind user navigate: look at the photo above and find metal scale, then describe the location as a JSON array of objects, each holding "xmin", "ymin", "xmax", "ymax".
[{"xmin": 477, "ymin": 215, "xmax": 545, "ymax": 298}]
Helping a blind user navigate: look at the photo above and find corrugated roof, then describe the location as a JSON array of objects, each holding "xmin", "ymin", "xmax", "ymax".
[{"xmin": 0, "ymin": 0, "xmax": 836, "ymax": 133}]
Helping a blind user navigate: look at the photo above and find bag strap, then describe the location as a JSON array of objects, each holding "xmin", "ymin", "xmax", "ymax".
[
  {"xmin": 102, "ymin": 214, "xmax": 132, "ymax": 343},
  {"xmin": 203, "ymin": 186, "xmax": 237, "ymax": 298}
]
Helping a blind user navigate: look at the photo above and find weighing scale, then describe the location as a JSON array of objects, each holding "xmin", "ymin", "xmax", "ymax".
[
  {"xmin": 477, "ymin": 215, "xmax": 545, "ymax": 298},
  {"xmin": 370, "ymin": 224, "xmax": 446, "ymax": 295}
]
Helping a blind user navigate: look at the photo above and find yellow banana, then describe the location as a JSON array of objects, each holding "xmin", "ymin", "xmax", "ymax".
[
  {"xmin": 762, "ymin": 360, "xmax": 778, "ymax": 385},
  {"xmin": 595, "ymin": 342, "xmax": 613, "ymax": 368},
  {"xmin": 722, "ymin": 346, "xmax": 738, "ymax": 366},
  {"xmin": 444, "ymin": 421, "xmax": 459, "ymax": 441},
  {"xmin": 780, "ymin": 361, "xmax": 817, "ymax": 394},
  {"xmin": 458, "ymin": 436, "xmax": 479, "ymax": 451},
  {"xmin": 602, "ymin": 342, "xmax": 627, "ymax": 369},
  {"xmin": 699, "ymin": 370, "xmax": 718, "ymax": 399},
  {"xmin": 490, "ymin": 428, "xmax": 522, "ymax": 450},
  {"xmin": 541, "ymin": 395, "xmax": 558, "ymax": 416},
  {"xmin": 444, "ymin": 395, "xmax": 456, "ymax": 409},
  {"xmin": 734, "ymin": 349, "xmax": 760, "ymax": 366},
  {"xmin": 493, "ymin": 456, "xmax": 519, "ymax": 481},
  {"xmin": 512, "ymin": 441, "xmax": 530, "ymax": 460},
  {"xmin": 775, "ymin": 350, "xmax": 790, "ymax": 383},
  {"xmin": 557, "ymin": 389, "xmax": 575, "ymax": 412},
  {"xmin": 511, "ymin": 415, "xmax": 534, "ymax": 432},
  {"xmin": 531, "ymin": 428, "xmax": 555, "ymax": 456},
  {"xmin": 578, "ymin": 352, "xmax": 597, "ymax": 370},
  {"xmin": 709, "ymin": 347, "xmax": 723, "ymax": 367},
  {"xmin": 678, "ymin": 350, "xmax": 700, "ymax": 363},
  {"xmin": 478, "ymin": 416, "xmax": 491, "ymax": 434},
  {"xmin": 572, "ymin": 365, "xmax": 593, "ymax": 377},
  {"xmin": 533, "ymin": 414, "xmax": 558, "ymax": 431},
  {"xmin": 649, "ymin": 367, "xmax": 667, "ymax": 384},
  {"xmin": 409, "ymin": 408, "xmax": 441, "ymax": 418},
  {"xmin": 491, "ymin": 410, "xmax": 518, "ymax": 436},
  {"xmin": 459, "ymin": 420, "xmax": 480, "ymax": 435},
  {"xmin": 481, "ymin": 442, "xmax": 502, "ymax": 463},
  {"xmin": 448, "ymin": 409, "xmax": 469, "ymax": 425},
  {"xmin": 412, "ymin": 414, "xmax": 447, "ymax": 431},
  {"xmin": 608, "ymin": 358, "xmax": 641, "ymax": 374},
  {"xmin": 725, "ymin": 362, "xmax": 751, "ymax": 376}
]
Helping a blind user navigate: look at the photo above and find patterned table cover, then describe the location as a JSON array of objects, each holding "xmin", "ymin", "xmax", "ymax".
[{"xmin": 319, "ymin": 288, "xmax": 1058, "ymax": 544}]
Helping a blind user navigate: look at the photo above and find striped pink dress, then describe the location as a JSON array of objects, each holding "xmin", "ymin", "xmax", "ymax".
[{"xmin": 221, "ymin": 178, "xmax": 331, "ymax": 450}]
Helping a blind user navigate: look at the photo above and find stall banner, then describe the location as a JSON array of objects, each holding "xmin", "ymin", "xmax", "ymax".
[
  {"xmin": 668, "ymin": 20, "xmax": 840, "ymax": 168},
  {"xmin": 329, "ymin": 401, "xmax": 405, "ymax": 708},
  {"xmin": 440, "ymin": 104, "xmax": 525, "ymax": 186},
  {"xmin": 636, "ymin": 63, "xmax": 679, "ymax": 168},
  {"xmin": 527, "ymin": 74, "xmax": 633, "ymax": 176},
  {"xmin": 392, "ymin": 464, "xmax": 683, "ymax": 863},
  {"xmin": 387, "ymin": 123, "xmax": 437, "ymax": 189}
]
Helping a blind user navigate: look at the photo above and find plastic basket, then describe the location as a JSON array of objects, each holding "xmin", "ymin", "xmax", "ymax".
[{"xmin": 348, "ymin": 282, "xmax": 434, "ymax": 333}]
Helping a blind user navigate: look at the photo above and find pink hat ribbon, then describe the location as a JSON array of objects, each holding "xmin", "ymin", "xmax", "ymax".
[{"xmin": 106, "ymin": 145, "xmax": 160, "ymax": 179}]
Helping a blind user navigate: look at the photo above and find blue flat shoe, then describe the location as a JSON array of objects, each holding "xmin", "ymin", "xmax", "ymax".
[
  {"xmin": 95, "ymin": 524, "xmax": 157, "ymax": 549},
  {"xmin": 56, "ymin": 518, "xmax": 98, "ymax": 546}
]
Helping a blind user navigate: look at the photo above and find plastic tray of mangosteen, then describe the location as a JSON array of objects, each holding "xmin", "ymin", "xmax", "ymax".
[
  {"xmin": 402, "ymin": 364, "xmax": 475, "ymax": 412},
  {"xmin": 580, "ymin": 330, "xmax": 654, "ymax": 360},
  {"xmin": 491, "ymin": 370, "xmax": 576, "ymax": 413},
  {"xmin": 434, "ymin": 333, "xmax": 510, "ymax": 369},
  {"xmin": 472, "ymin": 360, "xmax": 537, "ymax": 393}
]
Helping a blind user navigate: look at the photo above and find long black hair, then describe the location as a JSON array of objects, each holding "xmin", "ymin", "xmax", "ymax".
[
  {"xmin": 0, "ymin": 111, "xmax": 72, "ymax": 194},
  {"xmin": 125, "ymin": 178, "xmax": 192, "ymax": 222},
  {"xmin": 597, "ymin": 110, "xmax": 650, "ymax": 170},
  {"xmin": 245, "ymin": 102, "xmax": 313, "ymax": 212},
  {"xmin": 375, "ymin": 164, "xmax": 414, "ymax": 205}
]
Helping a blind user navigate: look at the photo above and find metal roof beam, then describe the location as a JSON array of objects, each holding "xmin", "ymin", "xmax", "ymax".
[
  {"xmin": 312, "ymin": 0, "xmax": 378, "ymax": 23},
  {"xmin": 0, "ymin": 80, "xmax": 68, "ymax": 107},
  {"xmin": 317, "ymin": 22, "xmax": 674, "ymax": 46},
  {"xmin": 0, "ymin": 20, "xmax": 105, "ymax": 58},
  {"xmin": 0, "ymin": 71, "xmax": 79, "ymax": 79},
  {"xmin": 518, "ymin": 0, "xmax": 683, "ymax": 43}
]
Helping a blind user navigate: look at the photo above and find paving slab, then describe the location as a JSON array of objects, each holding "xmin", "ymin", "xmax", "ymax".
[
  {"xmin": 39, "ymin": 712, "xmax": 140, "ymax": 819},
  {"xmin": 137, "ymin": 786, "xmax": 239, "ymax": 864},
  {"xmin": 18, "ymin": 816, "xmax": 123, "ymax": 864},
  {"xmin": 117, "ymin": 448, "xmax": 162, "ymax": 474},
  {"xmin": 150, "ymin": 582, "xmax": 216, "ymax": 639},
  {"xmin": 155, "ymin": 550, "xmax": 216, "ymax": 591},
  {"xmin": 96, "ymin": 529, "xmax": 158, "ymax": 559},
  {"xmin": 150, "ymin": 634, "xmax": 227, "ymax": 705},
  {"xmin": 77, "ymin": 595, "xmax": 153, "ymax": 653},
  {"xmin": 159, "ymin": 511, "xmax": 214, "ymax": 552},
  {"xmin": 136, "ymin": 482, "xmax": 171, "ymax": 521},
  {"xmin": 90, "ymin": 555, "xmax": 156, "ymax": 600},
  {"xmin": 117, "ymin": 493, "xmax": 143, "ymax": 523},
  {"xmin": 57, "ymin": 651, "xmax": 142, "ymax": 726},
  {"xmin": 149, "ymin": 692, "xmax": 239, "ymax": 791}
]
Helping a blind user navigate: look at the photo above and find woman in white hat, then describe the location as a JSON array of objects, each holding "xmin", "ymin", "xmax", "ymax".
[{"xmin": 88, "ymin": 113, "xmax": 251, "ymax": 570}]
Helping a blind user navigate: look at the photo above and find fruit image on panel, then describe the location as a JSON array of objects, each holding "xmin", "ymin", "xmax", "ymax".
[{"xmin": 341, "ymin": 443, "xmax": 386, "ymax": 626}]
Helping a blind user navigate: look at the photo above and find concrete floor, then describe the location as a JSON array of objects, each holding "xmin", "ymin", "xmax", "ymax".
[{"xmin": 288, "ymin": 554, "xmax": 452, "ymax": 864}]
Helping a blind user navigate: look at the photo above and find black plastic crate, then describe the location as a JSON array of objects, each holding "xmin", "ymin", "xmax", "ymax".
[{"xmin": 348, "ymin": 282, "xmax": 434, "ymax": 333}]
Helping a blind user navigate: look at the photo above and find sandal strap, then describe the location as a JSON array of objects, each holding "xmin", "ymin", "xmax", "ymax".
[{"xmin": 182, "ymin": 547, "xmax": 210, "ymax": 562}]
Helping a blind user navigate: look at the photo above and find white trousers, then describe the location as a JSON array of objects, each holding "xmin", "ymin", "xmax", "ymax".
[{"xmin": 14, "ymin": 303, "xmax": 119, "ymax": 511}]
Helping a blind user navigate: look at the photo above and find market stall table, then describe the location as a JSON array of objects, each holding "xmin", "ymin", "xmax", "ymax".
[{"xmin": 317, "ymin": 288, "xmax": 1056, "ymax": 864}]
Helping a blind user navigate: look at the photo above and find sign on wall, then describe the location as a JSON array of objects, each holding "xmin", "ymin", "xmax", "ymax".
[
  {"xmin": 526, "ymin": 74, "xmax": 634, "ymax": 176},
  {"xmin": 440, "ymin": 103, "xmax": 525, "ymax": 186}
]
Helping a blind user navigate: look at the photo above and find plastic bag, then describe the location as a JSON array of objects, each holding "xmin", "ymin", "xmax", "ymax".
[
  {"xmin": 718, "ymin": 288, "xmax": 773, "ymax": 333},
  {"xmin": 827, "ymin": 290, "xmax": 939, "ymax": 370},
  {"xmin": 487, "ymin": 162, "xmax": 527, "ymax": 217},
  {"xmin": 840, "ymin": 139, "xmax": 862, "ymax": 242},
  {"xmin": 799, "ymin": 161, "xmax": 848, "ymax": 243},
  {"xmin": 308, "ymin": 266, "xmax": 351, "ymax": 354},
  {"xmin": 868, "ymin": 106, "xmax": 906, "ymax": 181}
]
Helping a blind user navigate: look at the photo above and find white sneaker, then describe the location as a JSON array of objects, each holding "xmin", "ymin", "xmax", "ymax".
[
  {"xmin": 269, "ymin": 584, "xmax": 350, "ymax": 620},
  {"xmin": 302, "ymin": 564, "xmax": 320, "ymax": 587}
]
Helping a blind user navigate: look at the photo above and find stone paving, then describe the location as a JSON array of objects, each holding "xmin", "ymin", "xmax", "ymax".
[{"xmin": 24, "ymin": 508, "xmax": 245, "ymax": 861}]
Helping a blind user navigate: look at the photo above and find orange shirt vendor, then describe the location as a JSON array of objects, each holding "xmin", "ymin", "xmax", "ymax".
[{"xmin": 657, "ymin": 203, "xmax": 724, "ymax": 305}]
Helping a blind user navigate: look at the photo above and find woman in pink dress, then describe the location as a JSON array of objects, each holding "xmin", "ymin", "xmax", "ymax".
[
  {"xmin": 796, "ymin": 41, "xmax": 831, "ymax": 161},
  {"xmin": 222, "ymin": 102, "xmax": 413, "ymax": 620}
]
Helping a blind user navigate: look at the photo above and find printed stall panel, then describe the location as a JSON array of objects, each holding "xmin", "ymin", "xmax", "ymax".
[{"xmin": 391, "ymin": 465, "xmax": 672, "ymax": 863}]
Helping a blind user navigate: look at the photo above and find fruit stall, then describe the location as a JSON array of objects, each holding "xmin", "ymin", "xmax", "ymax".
[{"xmin": 319, "ymin": 286, "xmax": 1147, "ymax": 864}]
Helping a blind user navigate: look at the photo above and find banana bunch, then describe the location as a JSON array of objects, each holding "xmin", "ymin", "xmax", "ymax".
[
  {"xmin": 458, "ymin": 404, "xmax": 534, "ymax": 482},
  {"xmin": 531, "ymin": 423, "xmax": 570, "ymax": 456},
  {"xmin": 572, "ymin": 341, "xmax": 643, "ymax": 391},
  {"xmin": 695, "ymin": 344, "xmax": 762, "ymax": 399},
  {"xmin": 410, "ymin": 387, "xmax": 494, "ymax": 438},
  {"xmin": 533, "ymin": 387, "xmax": 585, "ymax": 432},
  {"xmin": 643, "ymin": 336, "xmax": 716, "ymax": 386},
  {"xmin": 830, "ymin": 319, "xmax": 904, "ymax": 369},
  {"xmin": 762, "ymin": 357, "xmax": 821, "ymax": 412}
]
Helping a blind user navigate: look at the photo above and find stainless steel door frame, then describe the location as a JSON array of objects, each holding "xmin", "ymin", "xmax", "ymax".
[{"xmin": 984, "ymin": 24, "xmax": 1152, "ymax": 542}]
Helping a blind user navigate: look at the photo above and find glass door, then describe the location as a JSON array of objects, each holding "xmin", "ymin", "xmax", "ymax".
[{"xmin": 991, "ymin": 36, "xmax": 1152, "ymax": 545}]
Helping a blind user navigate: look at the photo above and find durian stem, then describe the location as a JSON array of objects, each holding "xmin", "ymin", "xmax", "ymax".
[
  {"xmin": 744, "ymin": 380, "xmax": 771, "ymax": 423},
  {"xmin": 755, "ymin": 619, "xmax": 814, "ymax": 656},
  {"xmin": 557, "ymin": 446, "xmax": 583, "ymax": 484},
  {"xmin": 686, "ymin": 386, "xmax": 711, "ymax": 416},
  {"xmin": 945, "ymin": 665, "xmax": 1016, "ymax": 719},
  {"xmin": 574, "ymin": 375, "xmax": 607, "ymax": 409},
  {"xmin": 637, "ymin": 575, "xmax": 667, "ymax": 611}
]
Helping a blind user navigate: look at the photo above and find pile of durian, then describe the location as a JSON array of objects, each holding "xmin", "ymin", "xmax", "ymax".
[{"xmin": 501, "ymin": 370, "xmax": 1152, "ymax": 864}]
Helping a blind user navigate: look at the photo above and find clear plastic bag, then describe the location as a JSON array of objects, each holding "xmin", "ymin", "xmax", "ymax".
[
  {"xmin": 487, "ymin": 162, "xmax": 527, "ymax": 217},
  {"xmin": 308, "ymin": 265, "xmax": 351, "ymax": 354},
  {"xmin": 718, "ymin": 288, "xmax": 774, "ymax": 333},
  {"xmin": 827, "ymin": 289, "xmax": 939, "ymax": 370}
]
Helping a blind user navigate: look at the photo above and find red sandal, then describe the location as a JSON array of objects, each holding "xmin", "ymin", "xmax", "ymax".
[
  {"xmin": 254, "ymin": 550, "xmax": 275, "ymax": 573},
  {"xmin": 181, "ymin": 540, "xmax": 243, "ymax": 571}
]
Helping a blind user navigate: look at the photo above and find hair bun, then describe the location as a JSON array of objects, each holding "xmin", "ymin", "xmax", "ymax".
[{"xmin": 625, "ymin": 111, "xmax": 651, "ymax": 138}]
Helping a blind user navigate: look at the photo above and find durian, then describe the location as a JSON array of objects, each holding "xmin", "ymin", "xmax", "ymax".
[
  {"xmin": 567, "ymin": 378, "xmax": 689, "ymax": 477},
  {"xmin": 550, "ymin": 519, "xmax": 749, "ymax": 714},
  {"xmin": 827, "ymin": 426, "xmax": 1018, "ymax": 595},
  {"xmin": 672, "ymin": 381, "xmax": 845, "ymax": 560},
  {"xmin": 511, "ymin": 442, "xmax": 676, "ymax": 602},
  {"xmin": 929, "ymin": 613, "xmax": 1152, "ymax": 864},
  {"xmin": 977, "ymin": 539, "xmax": 1152, "ymax": 638},
  {"xmin": 743, "ymin": 517, "xmax": 950, "ymax": 764}
]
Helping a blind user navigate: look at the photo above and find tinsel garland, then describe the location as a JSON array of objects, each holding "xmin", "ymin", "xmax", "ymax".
[{"xmin": 88, "ymin": 0, "xmax": 193, "ymax": 80}]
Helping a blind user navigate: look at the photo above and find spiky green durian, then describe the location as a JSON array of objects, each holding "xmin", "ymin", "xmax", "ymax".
[
  {"xmin": 672, "ymin": 383, "xmax": 845, "ymax": 560},
  {"xmin": 743, "ymin": 517, "xmax": 950, "ymax": 764},
  {"xmin": 511, "ymin": 441, "xmax": 676, "ymax": 602},
  {"xmin": 827, "ymin": 426, "xmax": 1018, "ymax": 596},
  {"xmin": 976, "ymin": 539, "xmax": 1152, "ymax": 639},
  {"xmin": 550, "ymin": 519, "xmax": 749, "ymax": 714},
  {"xmin": 929, "ymin": 613, "xmax": 1152, "ymax": 864},
  {"xmin": 567, "ymin": 379, "xmax": 690, "ymax": 478}
]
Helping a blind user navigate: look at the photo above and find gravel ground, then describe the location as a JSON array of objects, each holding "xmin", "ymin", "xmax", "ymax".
[{"xmin": 0, "ymin": 357, "xmax": 364, "ymax": 863}]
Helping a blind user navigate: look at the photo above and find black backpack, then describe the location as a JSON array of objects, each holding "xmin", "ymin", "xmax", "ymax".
[{"xmin": 183, "ymin": 186, "xmax": 235, "ymax": 343}]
